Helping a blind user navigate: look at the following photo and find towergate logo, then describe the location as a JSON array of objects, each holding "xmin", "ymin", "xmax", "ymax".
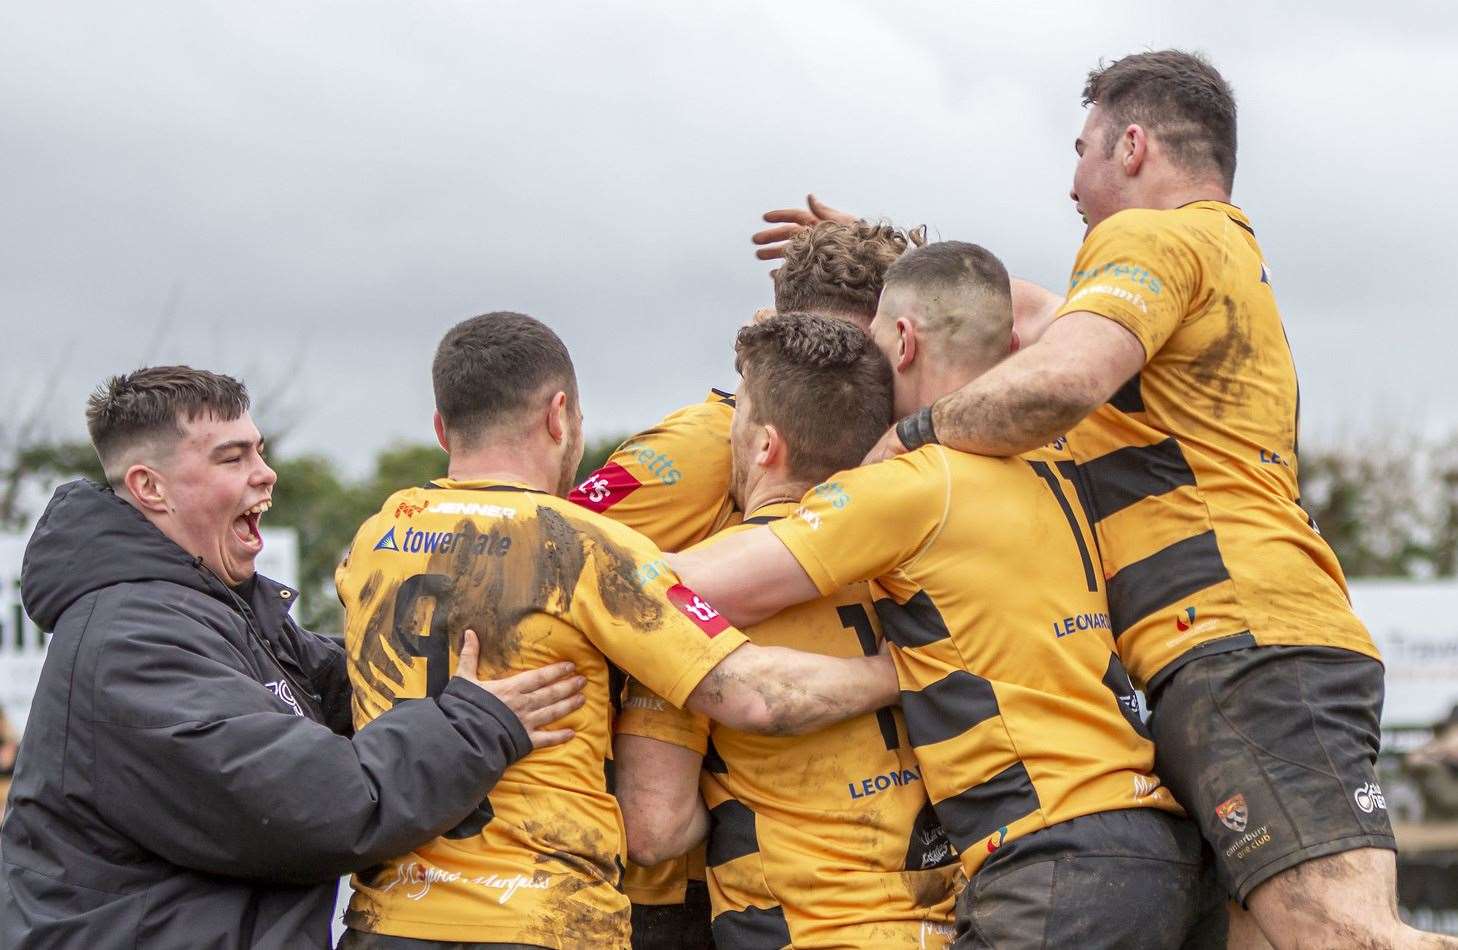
[{"xmin": 374, "ymin": 525, "xmax": 512, "ymax": 557}]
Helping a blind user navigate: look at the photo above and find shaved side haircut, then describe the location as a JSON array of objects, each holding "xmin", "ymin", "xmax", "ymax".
[
  {"xmin": 432, "ymin": 311, "xmax": 578, "ymax": 449},
  {"xmin": 86, "ymin": 366, "xmax": 250, "ymax": 484},
  {"xmin": 881, "ymin": 241, "xmax": 1013, "ymax": 369},
  {"xmin": 734, "ymin": 313, "xmax": 893, "ymax": 481},
  {"xmin": 1084, "ymin": 49, "xmax": 1238, "ymax": 190}
]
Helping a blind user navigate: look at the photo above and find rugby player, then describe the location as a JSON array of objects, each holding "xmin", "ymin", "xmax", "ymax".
[
  {"xmin": 757, "ymin": 50, "xmax": 1451, "ymax": 949},
  {"xmin": 334, "ymin": 312, "xmax": 900, "ymax": 949},
  {"xmin": 568, "ymin": 218, "xmax": 920, "ymax": 948},
  {"xmin": 614, "ymin": 314, "xmax": 959, "ymax": 948},
  {"xmin": 668, "ymin": 243, "xmax": 1214, "ymax": 948}
]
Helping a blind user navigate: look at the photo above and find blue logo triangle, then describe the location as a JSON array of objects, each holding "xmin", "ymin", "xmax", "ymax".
[{"xmin": 374, "ymin": 527, "xmax": 400, "ymax": 551}]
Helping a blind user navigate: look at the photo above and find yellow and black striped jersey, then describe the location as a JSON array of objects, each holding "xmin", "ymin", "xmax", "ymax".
[
  {"xmin": 769, "ymin": 446, "xmax": 1182, "ymax": 878},
  {"xmin": 569, "ymin": 389, "xmax": 739, "ymax": 907},
  {"xmin": 569, "ymin": 389, "xmax": 740, "ymax": 551},
  {"xmin": 335, "ymin": 479, "xmax": 748, "ymax": 948},
  {"xmin": 618, "ymin": 502, "xmax": 960, "ymax": 948},
  {"xmin": 1056, "ymin": 201, "xmax": 1377, "ymax": 689}
]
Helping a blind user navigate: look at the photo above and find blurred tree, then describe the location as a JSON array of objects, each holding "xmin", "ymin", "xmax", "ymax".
[{"xmin": 576, "ymin": 433, "xmax": 628, "ymax": 483}]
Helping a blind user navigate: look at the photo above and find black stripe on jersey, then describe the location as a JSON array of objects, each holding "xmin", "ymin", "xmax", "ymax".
[
  {"xmin": 873, "ymin": 591, "xmax": 951, "ymax": 648},
  {"xmin": 1106, "ymin": 530, "xmax": 1231, "ymax": 638},
  {"xmin": 741, "ymin": 514, "xmax": 783, "ymax": 525},
  {"xmin": 1079, "ymin": 438, "xmax": 1196, "ymax": 522},
  {"xmin": 442, "ymin": 797, "xmax": 494, "ymax": 839},
  {"xmin": 710, "ymin": 388, "xmax": 738, "ymax": 407},
  {"xmin": 901, "ymin": 670, "xmax": 1000, "ymax": 747},
  {"xmin": 1101, "ymin": 652, "xmax": 1151, "ymax": 740},
  {"xmin": 711, "ymin": 903, "xmax": 790, "ymax": 948},
  {"xmin": 707, "ymin": 800, "xmax": 759, "ymax": 867},
  {"xmin": 934, "ymin": 761, "xmax": 1041, "ymax": 852},
  {"xmin": 704, "ymin": 736, "xmax": 728, "ymax": 775},
  {"xmin": 904, "ymin": 799, "xmax": 957, "ymax": 871},
  {"xmin": 1108, "ymin": 373, "xmax": 1145, "ymax": 413}
]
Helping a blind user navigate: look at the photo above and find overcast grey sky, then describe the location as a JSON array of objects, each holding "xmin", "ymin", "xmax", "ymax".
[{"xmin": 3, "ymin": 1, "xmax": 1454, "ymax": 474}]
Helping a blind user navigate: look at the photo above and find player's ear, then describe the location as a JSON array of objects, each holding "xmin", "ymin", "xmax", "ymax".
[
  {"xmin": 1122, "ymin": 123, "xmax": 1146, "ymax": 176},
  {"xmin": 1009, "ymin": 328, "xmax": 1022, "ymax": 355},
  {"xmin": 433, "ymin": 410, "xmax": 450, "ymax": 453},
  {"xmin": 761, "ymin": 423, "xmax": 786, "ymax": 470},
  {"xmin": 546, "ymin": 390, "xmax": 569, "ymax": 445},
  {"xmin": 895, "ymin": 318, "xmax": 917, "ymax": 372}
]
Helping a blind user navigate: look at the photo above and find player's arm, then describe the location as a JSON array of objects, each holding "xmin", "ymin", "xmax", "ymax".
[
  {"xmin": 868, "ymin": 214, "xmax": 1195, "ymax": 461},
  {"xmin": 615, "ymin": 732, "xmax": 708, "ymax": 866},
  {"xmin": 615, "ymin": 678, "xmax": 712, "ymax": 866},
  {"xmin": 665, "ymin": 526, "xmax": 818, "ymax": 628},
  {"xmin": 684, "ymin": 640, "xmax": 896, "ymax": 737}
]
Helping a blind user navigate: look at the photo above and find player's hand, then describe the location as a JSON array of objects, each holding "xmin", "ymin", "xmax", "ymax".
[
  {"xmin": 862, "ymin": 425, "xmax": 910, "ymax": 465},
  {"xmin": 751, "ymin": 193, "xmax": 858, "ymax": 260},
  {"xmin": 454, "ymin": 629, "xmax": 586, "ymax": 749}
]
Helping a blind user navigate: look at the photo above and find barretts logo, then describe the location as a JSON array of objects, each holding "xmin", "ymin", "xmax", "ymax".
[
  {"xmin": 1175, "ymin": 607, "xmax": 1196, "ymax": 632},
  {"xmin": 986, "ymin": 826, "xmax": 1009, "ymax": 854}
]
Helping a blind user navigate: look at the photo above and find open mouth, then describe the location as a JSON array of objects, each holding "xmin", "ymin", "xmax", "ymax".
[{"xmin": 233, "ymin": 498, "xmax": 272, "ymax": 550}]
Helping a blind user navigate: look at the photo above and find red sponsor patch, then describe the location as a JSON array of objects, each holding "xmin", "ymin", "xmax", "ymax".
[
  {"xmin": 570, "ymin": 462, "xmax": 643, "ymax": 513},
  {"xmin": 665, "ymin": 584, "xmax": 730, "ymax": 637}
]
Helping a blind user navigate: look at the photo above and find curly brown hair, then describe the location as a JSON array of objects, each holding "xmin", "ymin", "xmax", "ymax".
[
  {"xmin": 734, "ymin": 313, "xmax": 893, "ymax": 482},
  {"xmin": 773, "ymin": 220, "xmax": 926, "ymax": 322}
]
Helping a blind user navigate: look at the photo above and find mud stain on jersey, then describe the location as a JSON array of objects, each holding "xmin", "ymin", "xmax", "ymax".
[
  {"xmin": 522, "ymin": 818, "xmax": 631, "ymax": 946},
  {"xmin": 1187, "ymin": 295, "xmax": 1256, "ymax": 417},
  {"xmin": 350, "ymin": 568, "xmax": 411, "ymax": 702}
]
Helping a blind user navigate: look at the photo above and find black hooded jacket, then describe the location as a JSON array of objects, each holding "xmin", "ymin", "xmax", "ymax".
[{"xmin": 0, "ymin": 480, "xmax": 531, "ymax": 948}]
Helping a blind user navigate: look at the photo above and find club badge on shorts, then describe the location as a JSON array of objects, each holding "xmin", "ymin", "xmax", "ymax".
[{"xmin": 1215, "ymin": 793, "xmax": 1248, "ymax": 832}]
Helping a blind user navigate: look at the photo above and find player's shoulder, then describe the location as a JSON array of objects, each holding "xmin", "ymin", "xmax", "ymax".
[
  {"xmin": 655, "ymin": 389, "xmax": 735, "ymax": 432},
  {"xmin": 538, "ymin": 490, "xmax": 665, "ymax": 553}
]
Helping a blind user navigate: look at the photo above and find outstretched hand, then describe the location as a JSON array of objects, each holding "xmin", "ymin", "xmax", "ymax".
[
  {"xmin": 453, "ymin": 629, "xmax": 586, "ymax": 750},
  {"xmin": 751, "ymin": 193, "xmax": 858, "ymax": 260},
  {"xmin": 862, "ymin": 425, "xmax": 911, "ymax": 465}
]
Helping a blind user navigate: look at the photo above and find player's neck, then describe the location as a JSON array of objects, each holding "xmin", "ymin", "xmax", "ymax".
[
  {"xmin": 743, "ymin": 475, "xmax": 813, "ymax": 516},
  {"xmin": 1130, "ymin": 176, "xmax": 1231, "ymax": 212},
  {"xmin": 445, "ymin": 449, "xmax": 557, "ymax": 493}
]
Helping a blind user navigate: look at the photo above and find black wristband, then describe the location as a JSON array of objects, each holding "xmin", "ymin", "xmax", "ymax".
[{"xmin": 895, "ymin": 406, "xmax": 939, "ymax": 451}]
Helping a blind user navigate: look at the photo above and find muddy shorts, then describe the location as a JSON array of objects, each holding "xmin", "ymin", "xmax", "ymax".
[
  {"xmin": 630, "ymin": 880, "xmax": 713, "ymax": 950},
  {"xmin": 1147, "ymin": 645, "xmax": 1396, "ymax": 903},
  {"xmin": 952, "ymin": 808, "xmax": 1224, "ymax": 949}
]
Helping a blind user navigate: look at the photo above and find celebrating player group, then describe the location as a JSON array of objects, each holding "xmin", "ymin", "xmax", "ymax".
[{"xmin": 5, "ymin": 48, "xmax": 1454, "ymax": 950}]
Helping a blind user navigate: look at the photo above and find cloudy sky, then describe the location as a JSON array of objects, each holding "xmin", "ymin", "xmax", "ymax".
[{"xmin": 3, "ymin": 1, "xmax": 1454, "ymax": 474}]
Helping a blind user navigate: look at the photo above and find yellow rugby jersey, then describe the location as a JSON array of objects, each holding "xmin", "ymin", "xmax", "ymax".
[
  {"xmin": 618, "ymin": 503, "xmax": 960, "ymax": 949},
  {"xmin": 1056, "ymin": 201, "xmax": 1377, "ymax": 689},
  {"xmin": 770, "ymin": 446, "xmax": 1182, "ymax": 877},
  {"xmin": 335, "ymin": 479, "xmax": 749, "ymax": 948},
  {"xmin": 569, "ymin": 389, "xmax": 740, "ymax": 552},
  {"xmin": 569, "ymin": 390, "xmax": 738, "ymax": 907}
]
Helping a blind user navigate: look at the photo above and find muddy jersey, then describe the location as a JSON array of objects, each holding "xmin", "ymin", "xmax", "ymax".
[
  {"xmin": 570, "ymin": 389, "xmax": 740, "ymax": 906},
  {"xmin": 618, "ymin": 503, "xmax": 960, "ymax": 948},
  {"xmin": 1056, "ymin": 202, "xmax": 1377, "ymax": 690},
  {"xmin": 335, "ymin": 479, "xmax": 748, "ymax": 948},
  {"xmin": 569, "ymin": 389, "xmax": 740, "ymax": 552},
  {"xmin": 770, "ymin": 446, "xmax": 1183, "ymax": 878}
]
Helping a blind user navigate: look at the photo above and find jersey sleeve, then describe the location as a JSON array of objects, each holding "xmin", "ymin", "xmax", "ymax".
[
  {"xmin": 572, "ymin": 515, "xmax": 749, "ymax": 709},
  {"xmin": 615, "ymin": 677, "xmax": 711, "ymax": 755},
  {"xmin": 569, "ymin": 392, "xmax": 736, "ymax": 552},
  {"xmin": 1056, "ymin": 209, "xmax": 1200, "ymax": 360},
  {"xmin": 767, "ymin": 447, "xmax": 951, "ymax": 596}
]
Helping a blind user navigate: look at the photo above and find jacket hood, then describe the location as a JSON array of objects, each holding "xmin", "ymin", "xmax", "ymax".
[{"xmin": 22, "ymin": 479, "xmax": 220, "ymax": 631}]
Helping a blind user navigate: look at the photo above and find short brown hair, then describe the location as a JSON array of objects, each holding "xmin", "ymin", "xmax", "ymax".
[
  {"xmin": 734, "ymin": 313, "xmax": 892, "ymax": 482},
  {"xmin": 86, "ymin": 366, "xmax": 250, "ymax": 481},
  {"xmin": 883, "ymin": 241, "xmax": 1013, "ymax": 369},
  {"xmin": 773, "ymin": 220, "xmax": 926, "ymax": 321},
  {"xmin": 433, "ymin": 311, "xmax": 577, "ymax": 448},
  {"xmin": 1083, "ymin": 50, "xmax": 1237, "ymax": 190}
]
